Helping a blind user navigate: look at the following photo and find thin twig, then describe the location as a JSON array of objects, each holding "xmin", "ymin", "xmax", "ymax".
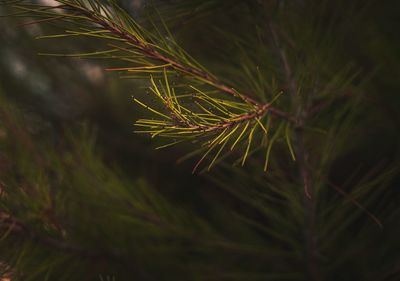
[{"xmin": 175, "ymin": 102, "xmax": 277, "ymax": 133}]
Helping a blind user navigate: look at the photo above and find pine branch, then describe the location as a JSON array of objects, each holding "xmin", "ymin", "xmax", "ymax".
[
  {"xmin": 2, "ymin": 0, "xmax": 297, "ymax": 170},
  {"xmin": 76, "ymin": 2, "xmax": 280, "ymax": 116},
  {"xmin": 270, "ymin": 24, "xmax": 321, "ymax": 281},
  {"xmin": 9, "ymin": 0, "xmax": 291, "ymax": 119}
]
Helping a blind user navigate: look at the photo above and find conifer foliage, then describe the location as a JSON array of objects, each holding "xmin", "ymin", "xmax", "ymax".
[
  {"xmin": 0, "ymin": 0, "xmax": 399, "ymax": 281},
  {"xmin": 3, "ymin": 0, "xmax": 294, "ymax": 172}
]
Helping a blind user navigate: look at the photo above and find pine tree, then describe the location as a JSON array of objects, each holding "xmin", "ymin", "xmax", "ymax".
[{"xmin": 0, "ymin": 1, "xmax": 399, "ymax": 280}]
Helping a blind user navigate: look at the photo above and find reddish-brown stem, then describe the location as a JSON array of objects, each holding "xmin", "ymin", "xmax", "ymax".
[{"xmin": 188, "ymin": 102, "xmax": 273, "ymax": 132}]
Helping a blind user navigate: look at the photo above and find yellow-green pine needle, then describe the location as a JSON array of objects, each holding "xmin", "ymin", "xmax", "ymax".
[
  {"xmin": 263, "ymin": 124, "xmax": 283, "ymax": 172},
  {"xmin": 163, "ymin": 68, "xmax": 172, "ymax": 98},
  {"xmin": 109, "ymin": 64, "xmax": 171, "ymax": 71},
  {"xmin": 219, "ymin": 124, "xmax": 240, "ymax": 144},
  {"xmin": 171, "ymin": 88, "xmax": 182, "ymax": 113},
  {"xmin": 134, "ymin": 123, "xmax": 161, "ymax": 129},
  {"xmin": 231, "ymin": 121, "xmax": 250, "ymax": 151},
  {"xmin": 192, "ymin": 144, "xmax": 218, "ymax": 173},
  {"xmin": 241, "ymin": 123, "xmax": 258, "ymax": 166},
  {"xmin": 209, "ymin": 128, "xmax": 229, "ymax": 147},
  {"xmin": 151, "ymin": 129, "xmax": 168, "ymax": 138},
  {"xmin": 155, "ymin": 139, "xmax": 186, "ymax": 150},
  {"xmin": 208, "ymin": 139, "xmax": 229, "ymax": 171},
  {"xmin": 285, "ymin": 124, "xmax": 296, "ymax": 161},
  {"xmin": 264, "ymin": 139, "xmax": 274, "ymax": 172},
  {"xmin": 214, "ymin": 99, "xmax": 252, "ymax": 111},
  {"xmin": 196, "ymin": 96, "xmax": 231, "ymax": 116},
  {"xmin": 194, "ymin": 101, "xmax": 220, "ymax": 118},
  {"xmin": 269, "ymin": 91, "xmax": 284, "ymax": 105},
  {"xmin": 136, "ymin": 119, "xmax": 168, "ymax": 125},
  {"xmin": 150, "ymin": 75, "xmax": 163, "ymax": 97},
  {"xmin": 132, "ymin": 97, "xmax": 171, "ymax": 119},
  {"xmin": 256, "ymin": 118, "xmax": 268, "ymax": 134}
]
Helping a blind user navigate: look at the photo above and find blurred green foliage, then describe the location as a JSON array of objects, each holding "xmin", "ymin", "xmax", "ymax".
[{"xmin": 0, "ymin": 0, "xmax": 399, "ymax": 280}]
